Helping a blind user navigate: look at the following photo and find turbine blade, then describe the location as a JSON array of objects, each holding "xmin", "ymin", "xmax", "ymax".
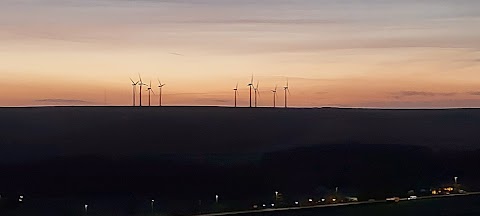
[
  {"xmin": 288, "ymin": 88, "xmax": 291, "ymax": 95},
  {"xmin": 251, "ymin": 74, "xmax": 253, "ymax": 84},
  {"xmin": 130, "ymin": 77, "xmax": 135, "ymax": 84}
]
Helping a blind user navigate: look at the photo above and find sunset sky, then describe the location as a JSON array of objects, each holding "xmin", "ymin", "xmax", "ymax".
[{"xmin": 1, "ymin": 0, "xmax": 480, "ymax": 108}]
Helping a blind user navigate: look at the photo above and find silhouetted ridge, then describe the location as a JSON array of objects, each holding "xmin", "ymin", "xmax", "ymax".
[{"xmin": 2, "ymin": 107, "xmax": 480, "ymax": 163}]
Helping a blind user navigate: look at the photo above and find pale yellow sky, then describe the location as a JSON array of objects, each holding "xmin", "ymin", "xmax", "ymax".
[{"xmin": 1, "ymin": 0, "xmax": 480, "ymax": 107}]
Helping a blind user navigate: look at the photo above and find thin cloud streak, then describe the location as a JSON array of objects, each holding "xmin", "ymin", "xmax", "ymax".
[
  {"xmin": 176, "ymin": 18, "xmax": 344, "ymax": 25},
  {"xmin": 360, "ymin": 99, "xmax": 480, "ymax": 109},
  {"xmin": 194, "ymin": 98, "xmax": 230, "ymax": 104},
  {"xmin": 169, "ymin": 52, "xmax": 184, "ymax": 56},
  {"xmin": 468, "ymin": 92, "xmax": 480, "ymax": 96},
  {"xmin": 390, "ymin": 91, "xmax": 460, "ymax": 100},
  {"xmin": 393, "ymin": 91, "xmax": 458, "ymax": 98},
  {"xmin": 35, "ymin": 99, "xmax": 92, "ymax": 104}
]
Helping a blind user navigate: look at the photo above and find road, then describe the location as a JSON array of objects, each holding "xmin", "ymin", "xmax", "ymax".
[{"xmin": 196, "ymin": 192, "xmax": 480, "ymax": 216}]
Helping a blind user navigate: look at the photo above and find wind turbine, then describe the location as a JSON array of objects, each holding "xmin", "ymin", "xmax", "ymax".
[
  {"xmin": 247, "ymin": 75, "xmax": 254, "ymax": 108},
  {"xmin": 254, "ymin": 81, "xmax": 260, "ymax": 107},
  {"xmin": 157, "ymin": 79, "xmax": 166, "ymax": 107},
  {"xmin": 129, "ymin": 78, "xmax": 139, "ymax": 106},
  {"xmin": 233, "ymin": 83, "xmax": 239, "ymax": 107},
  {"xmin": 283, "ymin": 79, "xmax": 290, "ymax": 108},
  {"xmin": 138, "ymin": 74, "xmax": 147, "ymax": 107},
  {"xmin": 146, "ymin": 81, "xmax": 155, "ymax": 107},
  {"xmin": 272, "ymin": 85, "xmax": 278, "ymax": 108}
]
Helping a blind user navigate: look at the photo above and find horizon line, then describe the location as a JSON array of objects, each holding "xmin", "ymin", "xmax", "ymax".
[{"xmin": 1, "ymin": 105, "xmax": 480, "ymax": 110}]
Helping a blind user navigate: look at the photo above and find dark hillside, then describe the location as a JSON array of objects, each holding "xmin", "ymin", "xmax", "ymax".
[{"xmin": 1, "ymin": 107, "xmax": 480, "ymax": 162}]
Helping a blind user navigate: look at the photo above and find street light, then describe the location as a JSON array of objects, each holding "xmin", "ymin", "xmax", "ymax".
[
  {"xmin": 275, "ymin": 191, "xmax": 279, "ymax": 201},
  {"xmin": 151, "ymin": 199, "xmax": 155, "ymax": 213},
  {"xmin": 215, "ymin": 195, "xmax": 219, "ymax": 203},
  {"xmin": 454, "ymin": 177, "xmax": 458, "ymax": 184},
  {"xmin": 84, "ymin": 204, "xmax": 88, "ymax": 214}
]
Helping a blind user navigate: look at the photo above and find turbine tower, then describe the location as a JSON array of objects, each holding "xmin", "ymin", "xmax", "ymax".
[
  {"xmin": 138, "ymin": 74, "xmax": 147, "ymax": 107},
  {"xmin": 157, "ymin": 79, "xmax": 166, "ymax": 107},
  {"xmin": 129, "ymin": 78, "xmax": 139, "ymax": 106},
  {"xmin": 233, "ymin": 83, "xmax": 239, "ymax": 107},
  {"xmin": 283, "ymin": 79, "xmax": 290, "ymax": 108},
  {"xmin": 247, "ymin": 75, "xmax": 254, "ymax": 108},
  {"xmin": 146, "ymin": 81, "xmax": 155, "ymax": 107},
  {"xmin": 272, "ymin": 85, "xmax": 278, "ymax": 108},
  {"xmin": 254, "ymin": 81, "xmax": 260, "ymax": 107}
]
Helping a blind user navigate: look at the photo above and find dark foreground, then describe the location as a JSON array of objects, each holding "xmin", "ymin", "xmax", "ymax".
[
  {"xmin": 2, "ymin": 194, "xmax": 480, "ymax": 216},
  {"xmin": 2, "ymin": 107, "xmax": 480, "ymax": 215}
]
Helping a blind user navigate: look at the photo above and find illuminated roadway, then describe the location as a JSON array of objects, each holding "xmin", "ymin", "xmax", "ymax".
[{"xmin": 196, "ymin": 192, "xmax": 480, "ymax": 216}]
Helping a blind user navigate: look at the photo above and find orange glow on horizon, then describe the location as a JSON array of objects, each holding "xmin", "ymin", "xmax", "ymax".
[{"xmin": 1, "ymin": 1, "xmax": 480, "ymax": 108}]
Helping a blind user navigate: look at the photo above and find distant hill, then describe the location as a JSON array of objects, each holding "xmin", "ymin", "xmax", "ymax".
[
  {"xmin": 1, "ymin": 106, "xmax": 480, "ymax": 204},
  {"xmin": 1, "ymin": 106, "xmax": 480, "ymax": 162}
]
